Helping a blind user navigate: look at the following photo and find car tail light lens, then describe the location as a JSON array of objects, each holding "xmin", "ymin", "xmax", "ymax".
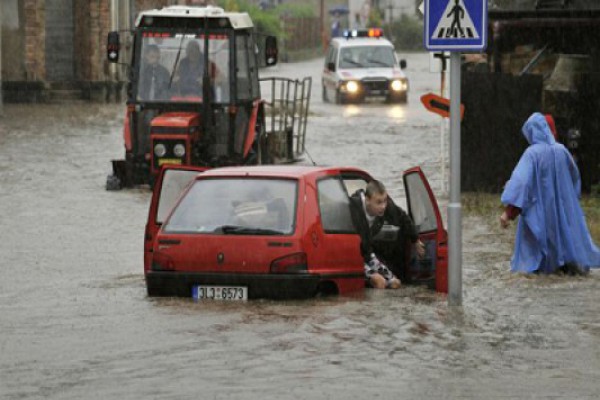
[
  {"xmin": 270, "ymin": 252, "xmax": 307, "ymax": 274},
  {"xmin": 151, "ymin": 251, "xmax": 175, "ymax": 271}
]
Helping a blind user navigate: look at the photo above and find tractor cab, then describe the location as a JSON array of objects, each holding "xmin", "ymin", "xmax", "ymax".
[{"xmin": 106, "ymin": 6, "xmax": 308, "ymax": 189}]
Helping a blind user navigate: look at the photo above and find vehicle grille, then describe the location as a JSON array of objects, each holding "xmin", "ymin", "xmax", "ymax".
[
  {"xmin": 152, "ymin": 138, "xmax": 186, "ymax": 170},
  {"xmin": 361, "ymin": 79, "xmax": 389, "ymax": 94}
]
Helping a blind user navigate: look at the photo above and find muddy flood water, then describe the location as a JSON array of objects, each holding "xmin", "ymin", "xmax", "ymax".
[{"xmin": 1, "ymin": 54, "xmax": 599, "ymax": 399}]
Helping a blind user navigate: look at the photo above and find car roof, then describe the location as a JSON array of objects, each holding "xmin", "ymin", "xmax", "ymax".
[
  {"xmin": 195, "ymin": 165, "xmax": 365, "ymax": 179},
  {"xmin": 331, "ymin": 37, "xmax": 394, "ymax": 48}
]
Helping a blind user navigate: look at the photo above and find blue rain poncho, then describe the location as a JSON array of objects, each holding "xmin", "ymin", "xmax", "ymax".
[{"xmin": 501, "ymin": 113, "xmax": 600, "ymax": 273}]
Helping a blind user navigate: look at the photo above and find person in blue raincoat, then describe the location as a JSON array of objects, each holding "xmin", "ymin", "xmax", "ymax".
[{"xmin": 500, "ymin": 112, "xmax": 600, "ymax": 274}]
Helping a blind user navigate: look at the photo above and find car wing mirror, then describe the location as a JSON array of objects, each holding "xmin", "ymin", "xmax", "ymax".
[
  {"xmin": 399, "ymin": 59, "xmax": 407, "ymax": 70},
  {"xmin": 372, "ymin": 224, "xmax": 399, "ymax": 242},
  {"xmin": 327, "ymin": 62, "xmax": 336, "ymax": 72},
  {"xmin": 265, "ymin": 36, "xmax": 278, "ymax": 66},
  {"xmin": 107, "ymin": 31, "xmax": 120, "ymax": 63}
]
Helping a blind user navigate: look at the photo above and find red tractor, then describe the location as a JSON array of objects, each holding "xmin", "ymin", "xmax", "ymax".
[{"xmin": 106, "ymin": 5, "xmax": 310, "ymax": 189}]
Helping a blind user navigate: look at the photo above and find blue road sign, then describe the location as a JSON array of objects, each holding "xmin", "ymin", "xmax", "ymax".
[{"xmin": 424, "ymin": 0, "xmax": 487, "ymax": 51}]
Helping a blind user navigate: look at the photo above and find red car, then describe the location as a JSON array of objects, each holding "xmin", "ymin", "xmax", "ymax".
[{"xmin": 144, "ymin": 165, "xmax": 447, "ymax": 299}]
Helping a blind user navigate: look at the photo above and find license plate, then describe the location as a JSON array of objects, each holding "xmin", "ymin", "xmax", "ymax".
[
  {"xmin": 158, "ymin": 158, "xmax": 182, "ymax": 166},
  {"xmin": 192, "ymin": 285, "xmax": 248, "ymax": 301}
]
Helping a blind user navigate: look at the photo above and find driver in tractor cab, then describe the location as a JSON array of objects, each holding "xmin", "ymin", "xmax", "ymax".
[
  {"xmin": 173, "ymin": 41, "xmax": 220, "ymax": 97},
  {"xmin": 138, "ymin": 45, "xmax": 170, "ymax": 101}
]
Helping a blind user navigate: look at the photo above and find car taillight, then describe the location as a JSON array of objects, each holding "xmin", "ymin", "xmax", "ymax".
[
  {"xmin": 270, "ymin": 252, "xmax": 307, "ymax": 274},
  {"xmin": 151, "ymin": 251, "xmax": 175, "ymax": 271}
]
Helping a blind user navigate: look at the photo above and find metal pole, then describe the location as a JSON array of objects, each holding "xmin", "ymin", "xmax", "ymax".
[
  {"xmin": 448, "ymin": 51, "xmax": 462, "ymax": 306},
  {"xmin": 440, "ymin": 119, "xmax": 445, "ymax": 194},
  {"xmin": 0, "ymin": 0, "xmax": 4, "ymax": 117},
  {"xmin": 440, "ymin": 67, "xmax": 446, "ymax": 195}
]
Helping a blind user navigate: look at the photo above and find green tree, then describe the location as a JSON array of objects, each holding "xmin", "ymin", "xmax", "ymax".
[
  {"xmin": 217, "ymin": 0, "xmax": 282, "ymax": 37},
  {"xmin": 389, "ymin": 14, "xmax": 423, "ymax": 51},
  {"xmin": 367, "ymin": 8, "xmax": 383, "ymax": 28}
]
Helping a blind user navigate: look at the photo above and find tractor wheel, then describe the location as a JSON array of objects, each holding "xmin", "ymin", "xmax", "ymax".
[{"xmin": 106, "ymin": 174, "xmax": 122, "ymax": 191}]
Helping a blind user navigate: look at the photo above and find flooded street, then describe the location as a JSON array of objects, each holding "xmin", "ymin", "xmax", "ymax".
[{"xmin": 1, "ymin": 53, "xmax": 599, "ymax": 399}]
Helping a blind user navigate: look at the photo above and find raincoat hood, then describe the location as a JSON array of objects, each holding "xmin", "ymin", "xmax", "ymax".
[
  {"xmin": 522, "ymin": 112, "xmax": 555, "ymax": 145},
  {"xmin": 501, "ymin": 113, "xmax": 600, "ymax": 273}
]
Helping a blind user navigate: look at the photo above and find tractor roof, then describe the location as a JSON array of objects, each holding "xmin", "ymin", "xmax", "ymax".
[{"xmin": 135, "ymin": 6, "xmax": 253, "ymax": 30}]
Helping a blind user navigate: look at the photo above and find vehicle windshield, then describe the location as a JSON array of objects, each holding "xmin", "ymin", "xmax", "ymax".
[
  {"xmin": 136, "ymin": 32, "xmax": 230, "ymax": 103},
  {"xmin": 163, "ymin": 178, "xmax": 297, "ymax": 235},
  {"xmin": 339, "ymin": 46, "xmax": 396, "ymax": 69}
]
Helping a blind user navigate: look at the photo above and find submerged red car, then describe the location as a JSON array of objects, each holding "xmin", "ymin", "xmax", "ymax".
[{"xmin": 144, "ymin": 165, "xmax": 447, "ymax": 299}]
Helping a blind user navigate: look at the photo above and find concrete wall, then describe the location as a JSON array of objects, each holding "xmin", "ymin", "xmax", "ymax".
[{"xmin": 2, "ymin": 0, "xmax": 26, "ymax": 80}]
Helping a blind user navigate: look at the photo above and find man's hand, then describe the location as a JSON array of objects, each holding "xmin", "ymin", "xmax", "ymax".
[
  {"xmin": 500, "ymin": 211, "xmax": 510, "ymax": 229},
  {"xmin": 415, "ymin": 240, "xmax": 426, "ymax": 259}
]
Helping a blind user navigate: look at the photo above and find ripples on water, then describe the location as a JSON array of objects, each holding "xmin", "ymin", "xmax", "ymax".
[{"xmin": 2, "ymin": 81, "xmax": 599, "ymax": 399}]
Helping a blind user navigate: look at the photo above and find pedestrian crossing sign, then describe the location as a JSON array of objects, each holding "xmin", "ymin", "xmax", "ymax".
[{"xmin": 424, "ymin": 0, "xmax": 487, "ymax": 51}]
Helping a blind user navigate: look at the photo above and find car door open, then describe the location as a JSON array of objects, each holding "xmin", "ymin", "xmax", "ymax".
[{"xmin": 403, "ymin": 167, "xmax": 448, "ymax": 293}]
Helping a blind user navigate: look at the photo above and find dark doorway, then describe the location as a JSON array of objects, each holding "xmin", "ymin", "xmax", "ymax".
[{"xmin": 45, "ymin": 0, "xmax": 74, "ymax": 81}]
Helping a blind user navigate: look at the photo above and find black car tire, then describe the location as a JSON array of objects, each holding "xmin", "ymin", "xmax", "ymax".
[{"xmin": 106, "ymin": 174, "xmax": 122, "ymax": 191}]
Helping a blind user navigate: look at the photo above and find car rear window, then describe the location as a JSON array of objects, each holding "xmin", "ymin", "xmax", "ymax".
[
  {"xmin": 317, "ymin": 178, "xmax": 356, "ymax": 234},
  {"xmin": 163, "ymin": 178, "xmax": 297, "ymax": 235}
]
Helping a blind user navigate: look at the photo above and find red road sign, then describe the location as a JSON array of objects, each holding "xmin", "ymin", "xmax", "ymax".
[{"xmin": 420, "ymin": 92, "xmax": 464, "ymax": 120}]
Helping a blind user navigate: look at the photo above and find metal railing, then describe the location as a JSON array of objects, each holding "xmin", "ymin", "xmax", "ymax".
[{"xmin": 260, "ymin": 76, "xmax": 312, "ymax": 162}]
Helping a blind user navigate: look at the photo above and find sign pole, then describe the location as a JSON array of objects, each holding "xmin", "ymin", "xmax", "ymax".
[
  {"xmin": 440, "ymin": 59, "xmax": 447, "ymax": 195},
  {"xmin": 448, "ymin": 51, "xmax": 462, "ymax": 306},
  {"xmin": 0, "ymin": 0, "xmax": 3, "ymax": 118}
]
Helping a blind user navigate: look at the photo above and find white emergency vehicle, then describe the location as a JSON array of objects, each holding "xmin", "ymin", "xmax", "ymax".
[{"xmin": 322, "ymin": 28, "xmax": 408, "ymax": 104}]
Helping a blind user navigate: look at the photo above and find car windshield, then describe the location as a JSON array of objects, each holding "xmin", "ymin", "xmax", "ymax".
[
  {"xmin": 163, "ymin": 178, "xmax": 297, "ymax": 235},
  {"xmin": 136, "ymin": 32, "xmax": 230, "ymax": 103},
  {"xmin": 339, "ymin": 46, "xmax": 396, "ymax": 69}
]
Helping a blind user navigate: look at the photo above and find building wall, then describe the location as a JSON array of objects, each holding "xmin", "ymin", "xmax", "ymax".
[
  {"xmin": 2, "ymin": 0, "xmax": 26, "ymax": 80},
  {"xmin": 2, "ymin": 0, "xmax": 220, "ymax": 82},
  {"xmin": 0, "ymin": 0, "xmax": 230, "ymax": 101},
  {"xmin": 23, "ymin": 0, "xmax": 45, "ymax": 80}
]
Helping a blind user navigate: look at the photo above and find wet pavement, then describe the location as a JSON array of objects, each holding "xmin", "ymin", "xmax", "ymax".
[{"xmin": 1, "ymin": 53, "xmax": 599, "ymax": 399}]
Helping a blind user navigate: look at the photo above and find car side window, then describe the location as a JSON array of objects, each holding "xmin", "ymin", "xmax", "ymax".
[
  {"xmin": 317, "ymin": 177, "xmax": 356, "ymax": 233},
  {"xmin": 156, "ymin": 169, "xmax": 201, "ymax": 224},
  {"xmin": 405, "ymin": 173, "xmax": 438, "ymax": 233},
  {"xmin": 235, "ymin": 33, "xmax": 251, "ymax": 101},
  {"xmin": 342, "ymin": 177, "xmax": 368, "ymax": 197}
]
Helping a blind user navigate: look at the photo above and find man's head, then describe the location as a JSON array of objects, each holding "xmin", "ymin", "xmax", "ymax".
[
  {"xmin": 144, "ymin": 45, "xmax": 161, "ymax": 65},
  {"xmin": 186, "ymin": 41, "xmax": 202, "ymax": 60},
  {"xmin": 365, "ymin": 180, "xmax": 388, "ymax": 217}
]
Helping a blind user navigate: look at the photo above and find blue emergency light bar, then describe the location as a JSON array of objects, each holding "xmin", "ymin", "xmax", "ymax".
[{"xmin": 342, "ymin": 28, "xmax": 383, "ymax": 39}]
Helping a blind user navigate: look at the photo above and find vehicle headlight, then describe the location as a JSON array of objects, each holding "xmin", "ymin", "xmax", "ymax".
[
  {"xmin": 346, "ymin": 81, "xmax": 359, "ymax": 93},
  {"xmin": 173, "ymin": 143, "xmax": 186, "ymax": 158},
  {"xmin": 154, "ymin": 143, "xmax": 167, "ymax": 158},
  {"xmin": 391, "ymin": 79, "xmax": 406, "ymax": 91}
]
